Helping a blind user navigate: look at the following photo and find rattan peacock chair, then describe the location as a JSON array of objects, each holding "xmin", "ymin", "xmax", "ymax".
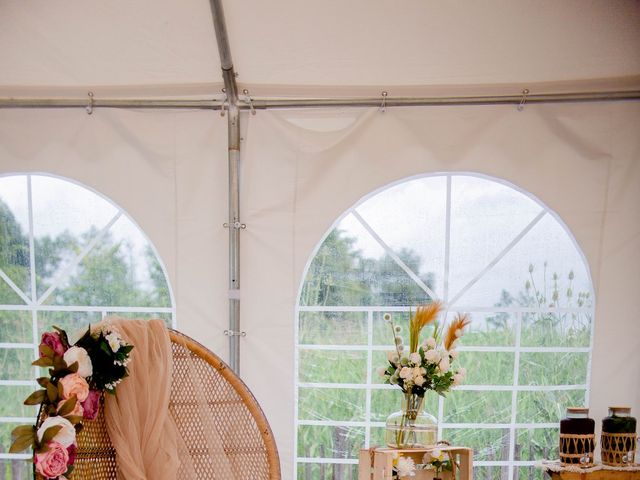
[{"xmin": 35, "ymin": 329, "xmax": 281, "ymax": 479}]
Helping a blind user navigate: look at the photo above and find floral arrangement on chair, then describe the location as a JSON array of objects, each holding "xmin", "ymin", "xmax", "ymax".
[{"xmin": 9, "ymin": 324, "xmax": 133, "ymax": 480}]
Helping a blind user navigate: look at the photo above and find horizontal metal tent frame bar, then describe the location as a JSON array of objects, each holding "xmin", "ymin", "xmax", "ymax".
[{"xmin": 1, "ymin": 89, "xmax": 639, "ymax": 110}]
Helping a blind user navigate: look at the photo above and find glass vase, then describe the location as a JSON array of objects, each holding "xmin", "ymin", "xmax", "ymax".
[{"xmin": 385, "ymin": 392, "xmax": 437, "ymax": 448}]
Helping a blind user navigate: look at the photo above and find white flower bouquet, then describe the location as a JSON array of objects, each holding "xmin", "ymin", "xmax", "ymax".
[{"xmin": 378, "ymin": 302, "xmax": 470, "ymax": 448}]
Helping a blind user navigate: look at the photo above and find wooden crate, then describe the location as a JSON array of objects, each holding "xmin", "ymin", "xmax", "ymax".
[{"xmin": 359, "ymin": 446, "xmax": 473, "ymax": 480}]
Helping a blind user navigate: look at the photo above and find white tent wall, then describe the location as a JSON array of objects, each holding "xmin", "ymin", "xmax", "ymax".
[
  {"xmin": 239, "ymin": 102, "xmax": 640, "ymax": 476},
  {"xmin": 0, "ymin": 108, "xmax": 231, "ymax": 356},
  {"xmin": 0, "ymin": 100, "xmax": 639, "ymax": 478}
]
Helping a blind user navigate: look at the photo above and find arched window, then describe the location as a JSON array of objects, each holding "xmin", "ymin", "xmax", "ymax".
[
  {"xmin": 0, "ymin": 174, "xmax": 175, "ymax": 477},
  {"xmin": 295, "ymin": 173, "xmax": 593, "ymax": 480}
]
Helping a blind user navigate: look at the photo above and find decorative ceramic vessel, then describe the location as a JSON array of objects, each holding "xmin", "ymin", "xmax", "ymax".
[{"xmin": 601, "ymin": 406, "xmax": 637, "ymax": 466}]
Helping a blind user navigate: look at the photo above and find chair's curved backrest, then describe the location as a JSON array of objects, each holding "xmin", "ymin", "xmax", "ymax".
[{"xmin": 35, "ymin": 329, "xmax": 281, "ymax": 479}]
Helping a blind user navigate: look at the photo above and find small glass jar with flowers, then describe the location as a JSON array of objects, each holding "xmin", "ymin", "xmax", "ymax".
[{"xmin": 377, "ymin": 302, "xmax": 470, "ymax": 449}]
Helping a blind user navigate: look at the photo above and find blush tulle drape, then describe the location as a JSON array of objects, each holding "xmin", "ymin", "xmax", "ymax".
[{"xmin": 103, "ymin": 319, "xmax": 233, "ymax": 479}]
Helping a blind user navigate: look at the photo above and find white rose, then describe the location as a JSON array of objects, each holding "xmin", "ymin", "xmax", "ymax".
[
  {"xmin": 63, "ymin": 346, "xmax": 93, "ymax": 378},
  {"xmin": 399, "ymin": 367, "xmax": 412, "ymax": 379},
  {"xmin": 425, "ymin": 337, "xmax": 437, "ymax": 349},
  {"xmin": 37, "ymin": 416, "xmax": 76, "ymax": 448},
  {"xmin": 449, "ymin": 350, "xmax": 459, "ymax": 360},
  {"xmin": 386, "ymin": 351, "xmax": 399, "ymax": 364},
  {"xmin": 409, "ymin": 352, "xmax": 421, "ymax": 365},
  {"xmin": 376, "ymin": 366, "xmax": 387, "ymax": 377},
  {"xmin": 396, "ymin": 456, "xmax": 416, "ymax": 477},
  {"xmin": 431, "ymin": 448, "xmax": 444, "ymax": 461},
  {"xmin": 414, "ymin": 375, "xmax": 425, "ymax": 386},
  {"xmin": 438, "ymin": 356, "xmax": 450, "ymax": 373},
  {"xmin": 411, "ymin": 366, "xmax": 422, "ymax": 379},
  {"xmin": 105, "ymin": 332, "xmax": 121, "ymax": 352},
  {"xmin": 424, "ymin": 349, "xmax": 439, "ymax": 363},
  {"xmin": 452, "ymin": 373, "xmax": 464, "ymax": 385}
]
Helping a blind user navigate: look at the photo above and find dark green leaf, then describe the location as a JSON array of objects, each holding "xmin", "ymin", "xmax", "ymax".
[
  {"xmin": 67, "ymin": 361, "xmax": 79, "ymax": 373},
  {"xmin": 9, "ymin": 433, "xmax": 35, "ymax": 453},
  {"xmin": 53, "ymin": 355, "xmax": 67, "ymax": 371},
  {"xmin": 58, "ymin": 396, "xmax": 77, "ymax": 416},
  {"xmin": 67, "ymin": 415, "xmax": 83, "ymax": 425},
  {"xmin": 41, "ymin": 425, "xmax": 62, "ymax": 444},
  {"xmin": 46, "ymin": 382, "xmax": 58, "ymax": 403},
  {"xmin": 39, "ymin": 344, "xmax": 54, "ymax": 359},
  {"xmin": 23, "ymin": 389, "xmax": 46, "ymax": 405},
  {"xmin": 11, "ymin": 425, "xmax": 36, "ymax": 438},
  {"xmin": 100, "ymin": 341, "xmax": 113, "ymax": 356},
  {"xmin": 119, "ymin": 345, "xmax": 134, "ymax": 355},
  {"xmin": 36, "ymin": 377, "xmax": 50, "ymax": 388},
  {"xmin": 32, "ymin": 357, "xmax": 53, "ymax": 367}
]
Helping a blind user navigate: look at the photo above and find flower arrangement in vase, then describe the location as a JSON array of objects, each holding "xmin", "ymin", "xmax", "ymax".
[
  {"xmin": 377, "ymin": 302, "xmax": 470, "ymax": 448},
  {"xmin": 9, "ymin": 323, "xmax": 133, "ymax": 480}
]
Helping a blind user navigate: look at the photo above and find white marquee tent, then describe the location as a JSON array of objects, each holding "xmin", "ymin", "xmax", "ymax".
[{"xmin": 1, "ymin": 1, "xmax": 639, "ymax": 478}]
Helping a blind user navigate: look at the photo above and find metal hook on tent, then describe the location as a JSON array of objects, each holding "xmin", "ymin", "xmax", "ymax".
[
  {"xmin": 517, "ymin": 88, "xmax": 530, "ymax": 112},
  {"xmin": 379, "ymin": 91, "xmax": 388, "ymax": 113},
  {"xmin": 85, "ymin": 92, "xmax": 94, "ymax": 115},
  {"xmin": 224, "ymin": 329, "xmax": 246, "ymax": 337},
  {"xmin": 242, "ymin": 89, "xmax": 256, "ymax": 116},
  {"xmin": 220, "ymin": 88, "xmax": 227, "ymax": 117}
]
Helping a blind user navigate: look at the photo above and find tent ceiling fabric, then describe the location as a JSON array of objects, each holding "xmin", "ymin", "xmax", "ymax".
[{"xmin": 1, "ymin": 0, "xmax": 639, "ymax": 94}]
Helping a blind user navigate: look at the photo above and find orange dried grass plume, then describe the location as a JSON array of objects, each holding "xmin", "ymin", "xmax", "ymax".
[
  {"xmin": 409, "ymin": 302, "xmax": 442, "ymax": 353},
  {"xmin": 444, "ymin": 313, "xmax": 471, "ymax": 351}
]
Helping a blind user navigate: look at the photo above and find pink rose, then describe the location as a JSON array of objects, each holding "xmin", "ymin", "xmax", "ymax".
[
  {"xmin": 67, "ymin": 443, "xmax": 77, "ymax": 465},
  {"xmin": 81, "ymin": 389, "xmax": 101, "ymax": 420},
  {"xmin": 59, "ymin": 373, "xmax": 89, "ymax": 402},
  {"xmin": 35, "ymin": 441, "xmax": 69, "ymax": 479},
  {"xmin": 57, "ymin": 398, "xmax": 84, "ymax": 418},
  {"xmin": 40, "ymin": 332, "xmax": 66, "ymax": 357}
]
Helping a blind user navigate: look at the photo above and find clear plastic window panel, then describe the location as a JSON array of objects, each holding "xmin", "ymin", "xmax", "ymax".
[
  {"xmin": 296, "ymin": 174, "xmax": 594, "ymax": 478},
  {"xmin": 0, "ymin": 174, "xmax": 175, "ymax": 465}
]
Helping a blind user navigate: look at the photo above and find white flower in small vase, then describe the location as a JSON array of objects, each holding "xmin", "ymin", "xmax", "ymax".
[
  {"xmin": 396, "ymin": 456, "xmax": 416, "ymax": 478},
  {"xmin": 424, "ymin": 349, "xmax": 439, "ymax": 363},
  {"xmin": 425, "ymin": 337, "xmax": 437, "ymax": 349},
  {"xmin": 438, "ymin": 355, "xmax": 450, "ymax": 373},
  {"xmin": 409, "ymin": 352, "xmax": 421, "ymax": 365},
  {"xmin": 387, "ymin": 351, "xmax": 399, "ymax": 364}
]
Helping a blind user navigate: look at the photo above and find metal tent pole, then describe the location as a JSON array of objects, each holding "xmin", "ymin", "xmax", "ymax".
[
  {"xmin": 209, "ymin": 0, "xmax": 242, "ymax": 373},
  {"xmin": 1, "ymin": 90, "xmax": 639, "ymax": 110}
]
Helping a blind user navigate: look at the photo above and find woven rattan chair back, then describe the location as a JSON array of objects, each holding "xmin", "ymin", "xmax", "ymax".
[{"xmin": 35, "ymin": 329, "xmax": 280, "ymax": 479}]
